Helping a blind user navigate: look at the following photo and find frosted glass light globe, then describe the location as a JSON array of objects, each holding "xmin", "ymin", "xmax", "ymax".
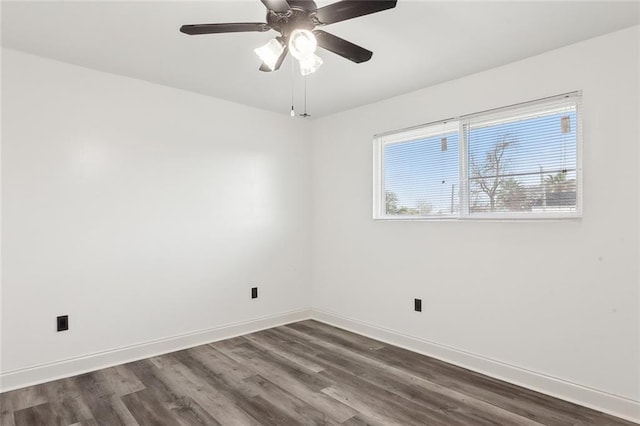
[
  {"xmin": 289, "ymin": 29, "xmax": 317, "ymax": 60},
  {"xmin": 254, "ymin": 38, "xmax": 284, "ymax": 71},
  {"xmin": 299, "ymin": 53, "xmax": 323, "ymax": 76}
]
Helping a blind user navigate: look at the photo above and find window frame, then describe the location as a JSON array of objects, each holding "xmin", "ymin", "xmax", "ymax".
[{"xmin": 373, "ymin": 92, "xmax": 583, "ymax": 221}]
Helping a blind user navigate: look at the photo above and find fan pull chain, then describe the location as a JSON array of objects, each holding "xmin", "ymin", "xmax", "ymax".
[
  {"xmin": 290, "ymin": 58, "xmax": 295, "ymax": 117},
  {"xmin": 304, "ymin": 76, "xmax": 307, "ymax": 114},
  {"xmin": 300, "ymin": 75, "xmax": 311, "ymax": 118}
]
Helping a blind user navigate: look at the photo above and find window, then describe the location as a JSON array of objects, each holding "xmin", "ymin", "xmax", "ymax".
[{"xmin": 373, "ymin": 92, "xmax": 581, "ymax": 220}]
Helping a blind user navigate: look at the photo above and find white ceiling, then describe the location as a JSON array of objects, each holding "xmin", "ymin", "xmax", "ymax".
[{"xmin": 2, "ymin": 1, "xmax": 639, "ymax": 118}]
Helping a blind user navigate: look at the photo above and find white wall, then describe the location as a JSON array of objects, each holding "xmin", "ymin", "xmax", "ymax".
[
  {"xmin": 311, "ymin": 25, "xmax": 639, "ymax": 417},
  {"xmin": 1, "ymin": 49, "xmax": 311, "ymax": 383}
]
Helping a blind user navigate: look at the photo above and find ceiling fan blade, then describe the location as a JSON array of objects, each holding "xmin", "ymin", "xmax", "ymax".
[
  {"xmin": 180, "ymin": 23, "xmax": 269, "ymax": 35},
  {"xmin": 259, "ymin": 46, "xmax": 289, "ymax": 72},
  {"xmin": 315, "ymin": 0, "xmax": 397, "ymax": 25},
  {"xmin": 261, "ymin": 0, "xmax": 291, "ymax": 13},
  {"xmin": 314, "ymin": 30, "xmax": 372, "ymax": 63}
]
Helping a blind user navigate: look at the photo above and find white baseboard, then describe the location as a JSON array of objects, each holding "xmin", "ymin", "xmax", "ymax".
[
  {"xmin": 311, "ymin": 308, "xmax": 640, "ymax": 424},
  {"xmin": 2, "ymin": 307, "xmax": 638, "ymax": 424},
  {"xmin": 0, "ymin": 308, "xmax": 312, "ymax": 393}
]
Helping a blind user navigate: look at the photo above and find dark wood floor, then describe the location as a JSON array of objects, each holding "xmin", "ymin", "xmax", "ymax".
[{"xmin": 1, "ymin": 320, "xmax": 636, "ymax": 426}]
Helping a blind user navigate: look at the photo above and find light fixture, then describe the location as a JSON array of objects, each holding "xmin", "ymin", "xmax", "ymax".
[
  {"xmin": 299, "ymin": 53, "xmax": 323, "ymax": 76},
  {"xmin": 254, "ymin": 29, "xmax": 322, "ymax": 77},
  {"xmin": 288, "ymin": 29, "xmax": 317, "ymax": 60},
  {"xmin": 253, "ymin": 38, "xmax": 284, "ymax": 71}
]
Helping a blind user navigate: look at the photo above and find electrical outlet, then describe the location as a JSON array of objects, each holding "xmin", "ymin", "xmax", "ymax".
[
  {"xmin": 414, "ymin": 299, "xmax": 422, "ymax": 312},
  {"xmin": 57, "ymin": 315, "xmax": 69, "ymax": 332},
  {"xmin": 251, "ymin": 287, "xmax": 258, "ymax": 299}
]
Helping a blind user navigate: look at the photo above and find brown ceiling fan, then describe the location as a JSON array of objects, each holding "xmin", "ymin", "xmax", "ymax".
[{"xmin": 180, "ymin": 0, "xmax": 398, "ymax": 75}]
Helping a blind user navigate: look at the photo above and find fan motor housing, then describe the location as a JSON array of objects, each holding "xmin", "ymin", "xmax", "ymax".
[{"xmin": 267, "ymin": 1, "xmax": 319, "ymax": 36}]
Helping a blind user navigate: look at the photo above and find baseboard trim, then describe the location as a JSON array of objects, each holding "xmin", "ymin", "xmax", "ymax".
[
  {"xmin": 0, "ymin": 308, "xmax": 312, "ymax": 393},
  {"xmin": 311, "ymin": 308, "xmax": 640, "ymax": 424},
  {"xmin": 3, "ymin": 307, "xmax": 638, "ymax": 423}
]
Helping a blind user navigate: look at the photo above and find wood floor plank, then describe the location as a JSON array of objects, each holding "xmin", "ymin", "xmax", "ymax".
[
  {"xmin": 1, "ymin": 320, "xmax": 635, "ymax": 426},
  {"xmin": 212, "ymin": 339, "xmax": 330, "ymax": 395},
  {"xmin": 0, "ymin": 413, "xmax": 16, "ymax": 426},
  {"xmin": 374, "ymin": 344, "xmax": 617, "ymax": 425},
  {"xmin": 126, "ymin": 358, "xmax": 217, "ymax": 425},
  {"xmin": 195, "ymin": 337, "xmax": 332, "ymax": 424},
  {"xmin": 0, "ymin": 384, "xmax": 48, "ymax": 413},
  {"xmin": 244, "ymin": 374, "xmax": 341, "ymax": 425},
  {"xmin": 148, "ymin": 353, "xmax": 254, "ymax": 425},
  {"xmin": 38, "ymin": 379, "xmax": 81, "ymax": 426},
  {"xmin": 106, "ymin": 394, "xmax": 140, "ymax": 426},
  {"xmin": 245, "ymin": 330, "xmax": 326, "ymax": 373},
  {"xmin": 121, "ymin": 388, "xmax": 179, "ymax": 426},
  {"xmin": 13, "ymin": 402, "xmax": 55, "ymax": 426},
  {"xmin": 285, "ymin": 323, "xmax": 634, "ymax": 426},
  {"xmin": 321, "ymin": 365, "xmax": 458, "ymax": 425},
  {"xmin": 58, "ymin": 378, "xmax": 99, "ymax": 424},
  {"xmin": 204, "ymin": 337, "xmax": 340, "ymax": 424},
  {"xmin": 244, "ymin": 394, "xmax": 304, "ymax": 426},
  {"xmin": 253, "ymin": 328, "xmax": 517, "ymax": 425},
  {"xmin": 340, "ymin": 414, "xmax": 379, "ymax": 426},
  {"xmin": 288, "ymin": 320, "xmax": 386, "ymax": 351},
  {"xmin": 186, "ymin": 344, "xmax": 329, "ymax": 423},
  {"xmin": 273, "ymin": 324, "xmax": 543, "ymax": 426},
  {"xmin": 72, "ymin": 372, "xmax": 127, "ymax": 424},
  {"xmin": 173, "ymin": 350, "xmax": 302, "ymax": 425},
  {"xmin": 95, "ymin": 364, "xmax": 145, "ymax": 396},
  {"xmin": 213, "ymin": 338, "xmax": 358, "ymax": 423},
  {"xmin": 187, "ymin": 345, "xmax": 256, "ymax": 383}
]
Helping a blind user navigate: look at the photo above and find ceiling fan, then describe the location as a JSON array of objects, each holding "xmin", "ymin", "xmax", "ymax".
[{"xmin": 180, "ymin": 0, "xmax": 398, "ymax": 76}]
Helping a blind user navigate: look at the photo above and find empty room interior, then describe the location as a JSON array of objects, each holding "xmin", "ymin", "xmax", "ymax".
[{"xmin": 1, "ymin": 0, "xmax": 639, "ymax": 424}]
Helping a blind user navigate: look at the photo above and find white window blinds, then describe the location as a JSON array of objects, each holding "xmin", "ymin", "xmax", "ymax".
[
  {"xmin": 381, "ymin": 122, "xmax": 459, "ymax": 217},
  {"xmin": 373, "ymin": 92, "xmax": 581, "ymax": 220},
  {"xmin": 463, "ymin": 94, "xmax": 580, "ymax": 217}
]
